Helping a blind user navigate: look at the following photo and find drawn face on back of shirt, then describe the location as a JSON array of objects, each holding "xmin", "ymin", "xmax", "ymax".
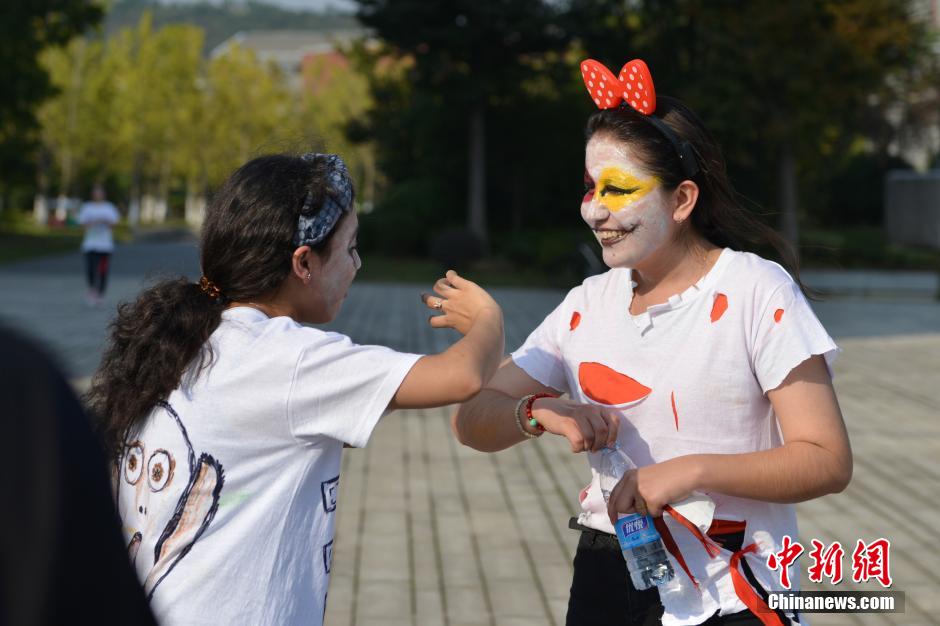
[
  {"xmin": 120, "ymin": 407, "xmax": 187, "ymax": 561},
  {"xmin": 116, "ymin": 403, "xmax": 223, "ymax": 598}
]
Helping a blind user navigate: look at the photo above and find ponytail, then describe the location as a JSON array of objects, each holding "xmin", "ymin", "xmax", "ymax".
[{"xmin": 87, "ymin": 278, "xmax": 224, "ymax": 456}]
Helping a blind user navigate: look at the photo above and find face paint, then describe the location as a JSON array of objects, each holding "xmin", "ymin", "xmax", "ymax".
[
  {"xmin": 592, "ymin": 167, "xmax": 659, "ymax": 213},
  {"xmin": 581, "ymin": 134, "xmax": 677, "ymax": 269}
]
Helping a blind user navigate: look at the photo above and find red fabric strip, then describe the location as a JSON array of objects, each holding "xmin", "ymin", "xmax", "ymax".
[
  {"xmin": 708, "ymin": 519, "xmax": 746, "ymax": 537},
  {"xmin": 653, "ymin": 516, "xmax": 699, "ymax": 589},
  {"xmin": 664, "ymin": 505, "xmax": 721, "ymax": 558},
  {"xmin": 729, "ymin": 544, "xmax": 786, "ymax": 626}
]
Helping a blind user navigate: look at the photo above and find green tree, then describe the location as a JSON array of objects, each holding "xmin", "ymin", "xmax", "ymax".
[
  {"xmin": 355, "ymin": 0, "xmax": 571, "ymax": 246},
  {"xmin": 298, "ymin": 42, "xmax": 377, "ymax": 210},
  {"xmin": 203, "ymin": 43, "xmax": 294, "ymax": 186},
  {"xmin": 0, "ymin": 0, "xmax": 102, "ymax": 210},
  {"xmin": 105, "ymin": 15, "xmax": 205, "ymax": 223},
  {"xmin": 34, "ymin": 12, "xmax": 308, "ymax": 226},
  {"xmin": 37, "ymin": 36, "xmax": 126, "ymax": 203}
]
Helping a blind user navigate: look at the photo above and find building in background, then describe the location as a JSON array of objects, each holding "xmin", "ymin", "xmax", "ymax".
[{"xmin": 210, "ymin": 29, "xmax": 367, "ymax": 90}]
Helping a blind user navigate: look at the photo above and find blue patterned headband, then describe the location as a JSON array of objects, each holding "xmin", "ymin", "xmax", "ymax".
[{"xmin": 293, "ymin": 153, "xmax": 353, "ymax": 247}]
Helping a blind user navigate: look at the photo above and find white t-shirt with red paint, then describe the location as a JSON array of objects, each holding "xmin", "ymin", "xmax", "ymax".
[
  {"xmin": 114, "ymin": 306, "xmax": 421, "ymax": 626},
  {"xmin": 512, "ymin": 248, "xmax": 837, "ymax": 625}
]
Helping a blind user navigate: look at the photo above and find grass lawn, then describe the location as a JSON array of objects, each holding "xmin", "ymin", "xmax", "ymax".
[
  {"xmin": 0, "ymin": 229, "xmax": 84, "ymax": 264},
  {"xmin": 0, "ymin": 214, "xmax": 133, "ymax": 265}
]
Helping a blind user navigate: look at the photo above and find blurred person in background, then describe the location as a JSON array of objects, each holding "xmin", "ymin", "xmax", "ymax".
[
  {"xmin": 454, "ymin": 59, "xmax": 852, "ymax": 626},
  {"xmin": 86, "ymin": 152, "xmax": 504, "ymax": 626},
  {"xmin": 78, "ymin": 183, "xmax": 121, "ymax": 307}
]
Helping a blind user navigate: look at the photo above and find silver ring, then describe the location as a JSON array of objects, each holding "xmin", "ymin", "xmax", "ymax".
[{"xmin": 433, "ymin": 299, "xmax": 444, "ymax": 310}]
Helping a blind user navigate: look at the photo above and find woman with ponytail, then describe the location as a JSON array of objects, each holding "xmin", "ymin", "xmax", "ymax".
[
  {"xmin": 454, "ymin": 59, "xmax": 852, "ymax": 625},
  {"xmin": 88, "ymin": 152, "xmax": 504, "ymax": 626}
]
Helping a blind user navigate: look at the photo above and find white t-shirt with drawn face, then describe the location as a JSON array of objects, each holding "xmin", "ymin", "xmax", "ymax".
[
  {"xmin": 512, "ymin": 249, "xmax": 838, "ymax": 625},
  {"xmin": 114, "ymin": 306, "xmax": 420, "ymax": 626}
]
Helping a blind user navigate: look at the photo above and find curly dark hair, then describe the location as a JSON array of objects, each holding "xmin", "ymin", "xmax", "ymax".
[
  {"xmin": 586, "ymin": 97, "xmax": 806, "ymax": 293},
  {"xmin": 86, "ymin": 153, "xmax": 353, "ymax": 456}
]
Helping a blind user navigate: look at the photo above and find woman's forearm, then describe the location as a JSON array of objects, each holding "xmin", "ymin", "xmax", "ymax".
[
  {"xmin": 450, "ymin": 307, "xmax": 505, "ymax": 394},
  {"xmin": 390, "ymin": 308, "xmax": 504, "ymax": 409},
  {"xmin": 687, "ymin": 441, "xmax": 852, "ymax": 503},
  {"xmin": 452, "ymin": 388, "xmax": 530, "ymax": 452}
]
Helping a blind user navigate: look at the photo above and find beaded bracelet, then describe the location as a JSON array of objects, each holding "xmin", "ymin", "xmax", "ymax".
[
  {"xmin": 514, "ymin": 394, "xmax": 541, "ymax": 439},
  {"xmin": 524, "ymin": 393, "xmax": 556, "ymax": 432}
]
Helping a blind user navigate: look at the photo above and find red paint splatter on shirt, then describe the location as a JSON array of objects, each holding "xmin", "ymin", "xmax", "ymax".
[
  {"xmin": 578, "ymin": 362, "xmax": 652, "ymax": 405},
  {"xmin": 671, "ymin": 391, "xmax": 679, "ymax": 431},
  {"xmin": 570, "ymin": 311, "xmax": 582, "ymax": 331},
  {"xmin": 579, "ymin": 484, "xmax": 590, "ymax": 503},
  {"xmin": 710, "ymin": 293, "xmax": 728, "ymax": 323}
]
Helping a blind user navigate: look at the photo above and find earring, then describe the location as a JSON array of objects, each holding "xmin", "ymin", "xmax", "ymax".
[{"xmin": 305, "ymin": 272, "xmax": 311, "ymax": 280}]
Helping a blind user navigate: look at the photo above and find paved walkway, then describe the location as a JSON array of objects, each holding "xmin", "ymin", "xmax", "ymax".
[{"xmin": 1, "ymin": 240, "xmax": 939, "ymax": 626}]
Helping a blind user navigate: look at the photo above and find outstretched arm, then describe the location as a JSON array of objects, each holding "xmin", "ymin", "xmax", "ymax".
[{"xmin": 388, "ymin": 271, "xmax": 504, "ymax": 410}]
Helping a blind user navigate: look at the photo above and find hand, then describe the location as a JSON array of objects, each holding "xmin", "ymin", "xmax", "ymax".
[
  {"xmin": 606, "ymin": 456, "xmax": 701, "ymax": 523},
  {"xmin": 421, "ymin": 270, "xmax": 501, "ymax": 335},
  {"xmin": 530, "ymin": 397, "xmax": 620, "ymax": 453}
]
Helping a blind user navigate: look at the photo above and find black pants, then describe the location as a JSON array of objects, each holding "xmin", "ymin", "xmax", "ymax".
[
  {"xmin": 84, "ymin": 251, "xmax": 111, "ymax": 294},
  {"xmin": 566, "ymin": 527, "xmax": 765, "ymax": 626}
]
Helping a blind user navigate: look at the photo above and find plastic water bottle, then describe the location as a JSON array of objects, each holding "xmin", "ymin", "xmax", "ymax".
[{"xmin": 598, "ymin": 444, "xmax": 675, "ymax": 590}]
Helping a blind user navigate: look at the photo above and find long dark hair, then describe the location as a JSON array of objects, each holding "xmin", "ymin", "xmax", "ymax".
[
  {"xmin": 86, "ymin": 153, "xmax": 353, "ymax": 456},
  {"xmin": 586, "ymin": 97, "xmax": 805, "ymax": 291}
]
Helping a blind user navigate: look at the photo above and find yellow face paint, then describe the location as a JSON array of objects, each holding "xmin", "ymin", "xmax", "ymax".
[{"xmin": 592, "ymin": 167, "xmax": 659, "ymax": 213}]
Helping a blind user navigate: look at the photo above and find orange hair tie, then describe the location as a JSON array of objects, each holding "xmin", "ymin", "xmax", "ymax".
[{"xmin": 199, "ymin": 276, "xmax": 221, "ymax": 300}]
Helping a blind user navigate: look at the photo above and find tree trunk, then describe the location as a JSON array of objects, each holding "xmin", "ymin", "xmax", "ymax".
[
  {"xmin": 141, "ymin": 193, "xmax": 155, "ymax": 224},
  {"xmin": 128, "ymin": 156, "xmax": 143, "ymax": 230},
  {"xmin": 185, "ymin": 178, "xmax": 207, "ymax": 227},
  {"xmin": 778, "ymin": 144, "xmax": 800, "ymax": 258},
  {"xmin": 153, "ymin": 161, "xmax": 170, "ymax": 224},
  {"xmin": 362, "ymin": 147, "xmax": 376, "ymax": 213},
  {"xmin": 34, "ymin": 152, "xmax": 50, "ymax": 225},
  {"xmin": 56, "ymin": 39, "xmax": 83, "ymax": 223},
  {"xmin": 467, "ymin": 106, "xmax": 487, "ymax": 247},
  {"xmin": 55, "ymin": 194, "xmax": 70, "ymax": 223},
  {"xmin": 56, "ymin": 146, "xmax": 73, "ymax": 223}
]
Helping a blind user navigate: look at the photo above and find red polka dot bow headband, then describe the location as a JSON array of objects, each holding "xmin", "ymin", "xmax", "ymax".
[
  {"xmin": 581, "ymin": 58, "xmax": 657, "ymax": 113},
  {"xmin": 579, "ymin": 58, "xmax": 700, "ymax": 178}
]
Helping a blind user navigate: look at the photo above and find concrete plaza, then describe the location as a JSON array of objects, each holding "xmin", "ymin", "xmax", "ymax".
[{"xmin": 1, "ymin": 238, "xmax": 937, "ymax": 626}]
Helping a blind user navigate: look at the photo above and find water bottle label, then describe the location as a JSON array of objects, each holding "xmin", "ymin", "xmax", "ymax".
[{"xmin": 614, "ymin": 514, "xmax": 661, "ymax": 549}]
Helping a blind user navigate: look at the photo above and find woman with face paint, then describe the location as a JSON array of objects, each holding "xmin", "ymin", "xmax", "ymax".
[
  {"xmin": 454, "ymin": 59, "xmax": 851, "ymax": 626},
  {"xmin": 87, "ymin": 152, "xmax": 504, "ymax": 626}
]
